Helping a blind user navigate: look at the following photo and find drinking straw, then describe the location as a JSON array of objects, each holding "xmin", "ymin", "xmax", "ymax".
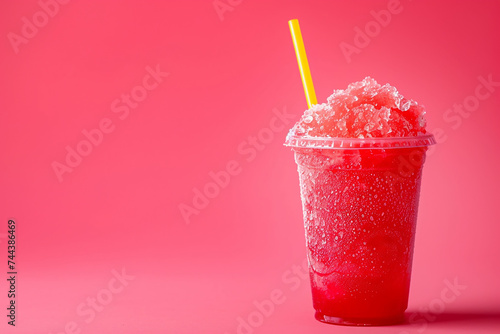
[{"xmin": 288, "ymin": 19, "xmax": 317, "ymax": 109}]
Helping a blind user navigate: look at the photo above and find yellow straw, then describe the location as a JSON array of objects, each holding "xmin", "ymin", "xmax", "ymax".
[{"xmin": 288, "ymin": 19, "xmax": 317, "ymax": 109}]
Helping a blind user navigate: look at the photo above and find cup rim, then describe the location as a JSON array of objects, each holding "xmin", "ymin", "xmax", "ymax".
[{"xmin": 284, "ymin": 133, "xmax": 436, "ymax": 150}]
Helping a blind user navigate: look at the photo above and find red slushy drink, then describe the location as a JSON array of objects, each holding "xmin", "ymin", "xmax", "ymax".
[{"xmin": 285, "ymin": 77, "xmax": 435, "ymax": 325}]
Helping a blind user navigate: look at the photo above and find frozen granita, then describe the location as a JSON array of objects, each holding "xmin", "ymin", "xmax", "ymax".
[{"xmin": 285, "ymin": 77, "xmax": 435, "ymax": 325}]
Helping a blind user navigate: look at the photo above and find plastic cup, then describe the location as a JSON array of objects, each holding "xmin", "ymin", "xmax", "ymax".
[{"xmin": 285, "ymin": 134, "xmax": 435, "ymax": 326}]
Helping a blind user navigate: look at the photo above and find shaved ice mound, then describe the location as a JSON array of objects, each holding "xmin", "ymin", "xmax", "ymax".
[{"xmin": 288, "ymin": 77, "xmax": 427, "ymax": 139}]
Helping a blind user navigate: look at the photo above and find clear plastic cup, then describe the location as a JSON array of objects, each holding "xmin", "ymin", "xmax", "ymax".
[{"xmin": 285, "ymin": 134, "xmax": 435, "ymax": 326}]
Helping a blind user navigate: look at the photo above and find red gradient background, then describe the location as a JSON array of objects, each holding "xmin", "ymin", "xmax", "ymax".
[{"xmin": 1, "ymin": 0, "xmax": 499, "ymax": 333}]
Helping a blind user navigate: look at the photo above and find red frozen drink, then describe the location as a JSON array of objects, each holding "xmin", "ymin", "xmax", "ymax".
[{"xmin": 285, "ymin": 77, "xmax": 435, "ymax": 325}]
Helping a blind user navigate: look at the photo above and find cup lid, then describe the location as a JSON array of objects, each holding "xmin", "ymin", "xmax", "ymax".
[{"xmin": 284, "ymin": 133, "xmax": 436, "ymax": 149}]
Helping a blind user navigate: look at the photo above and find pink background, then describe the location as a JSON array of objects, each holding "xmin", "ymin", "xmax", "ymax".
[{"xmin": 1, "ymin": 0, "xmax": 499, "ymax": 333}]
